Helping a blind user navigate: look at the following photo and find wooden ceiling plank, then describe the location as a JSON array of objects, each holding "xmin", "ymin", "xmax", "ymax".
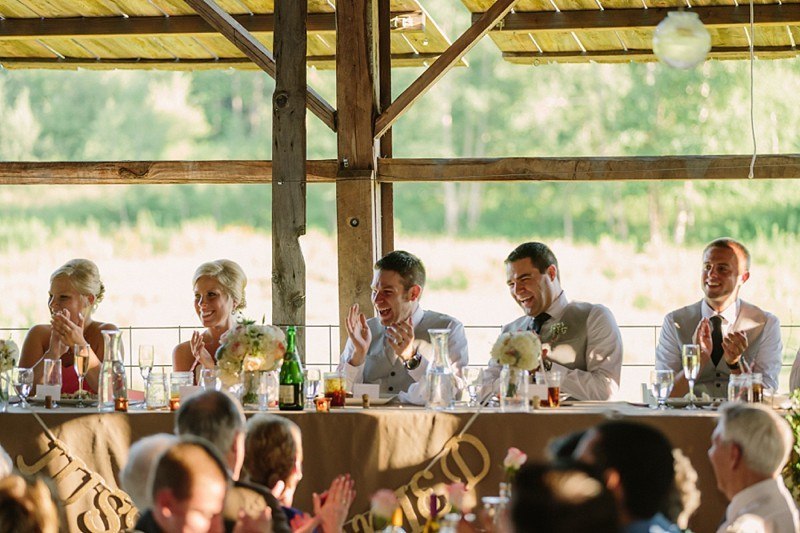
[
  {"xmin": 184, "ymin": 0, "xmax": 336, "ymax": 131},
  {"xmin": 503, "ymin": 44, "xmax": 800, "ymax": 62},
  {"xmin": 374, "ymin": 0, "xmax": 520, "ymax": 139}
]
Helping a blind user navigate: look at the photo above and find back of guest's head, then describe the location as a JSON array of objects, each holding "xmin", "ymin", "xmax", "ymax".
[
  {"xmin": 192, "ymin": 259, "xmax": 247, "ymax": 311},
  {"xmin": 0, "ymin": 445, "xmax": 11, "ymax": 478},
  {"xmin": 511, "ymin": 462, "xmax": 618, "ymax": 533},
  {"xmin": 546, "ymin": 430, "xmax": 586, "ymax": 463},
  {"xmin": 375, "ymin": 251, "xmax": 426, "ymax": 289},
  {"xmin": 716, "ymin": 402, "xmax": 793, "ymax": 476},
  {"xmin": 120, "ymin": 433, "xmax": 179, "ymax": 510},
  {"xmin": 50, "ymin": 259, "xmax": 105, "ymax": 309},
  {"xmin": 175, "ymin": 390, "xmax": 245, "ymax": 458},
  {"xmin": 150, "ymin": 438, "xmax": 229, "ymax": 502},
  {"xmin": 243, "ymin": 414, "xmax": 300, "ymax": 489},
  {"xmin": 506, "ymin": 242, "xmax": 559, "ymax": 279},
  {"xmin": 585, "ymin": 421, "xmax": 675, "ymax": 520},
  {"xmin": 703, "ymin": 237, "xmax": 751, "ymax": 271},
  {"xmin": 0, "ymin": 474, "xmax": 60, "ymax": 533}
]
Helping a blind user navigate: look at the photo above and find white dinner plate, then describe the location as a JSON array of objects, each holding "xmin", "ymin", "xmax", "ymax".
[
  {"xmin": 344, "ymin": 395, "xmax": 396, "ymax": 406},
  {"xmin": 30, "ymin": 397, "xmax": 97, "ymax": 406}
]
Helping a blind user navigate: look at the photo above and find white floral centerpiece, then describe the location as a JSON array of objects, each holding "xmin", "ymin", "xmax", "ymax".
[
  {"xmin": 0, "ymin": 339, "xmax": 19, "ymax": 406},
  {"xmin": 491, "ymin": 331, "xmax": 541, "ymax": 371},
  {"xmin": 215, "ymin": 319, "xmax": 286, "ymax": 390}
]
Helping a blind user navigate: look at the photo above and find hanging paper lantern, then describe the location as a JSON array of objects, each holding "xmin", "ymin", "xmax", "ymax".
[{"xmin": 652, "ymin": 11, "xmax": 712, "ymax": 69}]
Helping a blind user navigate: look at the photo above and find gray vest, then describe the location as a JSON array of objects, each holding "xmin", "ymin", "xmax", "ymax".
[
  {"xmin": 671, "ymin": 301, "xmax": 767, "ymax": 397},
  {"xmin": 503, "ymin": 302, "xmax": 593, "ymax": 370},
  {"xmin": 362, "ymin": 310, "xmax": 456, "ymax": 395}
]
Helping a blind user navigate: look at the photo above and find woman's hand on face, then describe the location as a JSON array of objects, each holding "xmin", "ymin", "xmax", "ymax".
[
  {"xmin": 50, "ymin": 310, "xmax": 85, "ymax": 354},
  {"xmin": 190, "ymin": 331, "xmax": 215, "ymax": 369}
]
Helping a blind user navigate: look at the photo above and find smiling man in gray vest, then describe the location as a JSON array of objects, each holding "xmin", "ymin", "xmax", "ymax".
[
  {"xmin": 655, "ymin": 238, "xmax": 782, "ymax": 398},
  {"xmin": 494, "ymin": 241, "xmax": 623, "ymax": 400},
  {"xmin": 338, "ymin": 250, "xmax": 468, "ymax": 404}
]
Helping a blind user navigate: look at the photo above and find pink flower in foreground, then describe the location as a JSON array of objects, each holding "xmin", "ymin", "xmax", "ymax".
[
  {"xmin": 503, "ymin": 447, "xmax": 527, "ymax": 471},
  {"xmin": 446, "ymin": 483, "xmax": 467, "ymax": 511},
  {"xmin": 371, "ymin": 489, "xmax": 398, "ymax": 520}
]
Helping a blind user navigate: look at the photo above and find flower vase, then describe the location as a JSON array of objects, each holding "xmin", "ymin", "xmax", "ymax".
[
  {"xmin": 0, "ymin": 370, "xmax": 10, "ymax": 413},
  {"xmin": 242, "ymin": 371, "xmax": 261, "ymax": 407},
  {"xmin": 499, "ymin": 365, "xmax": 529, "ymax": 412},
  {"xmin": 221, "ymin": 372, "xmax": 244, "ymax": 402}
]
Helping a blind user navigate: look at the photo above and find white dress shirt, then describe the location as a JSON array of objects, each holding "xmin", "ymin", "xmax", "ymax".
[{"xmin": 717, "ymin": 478, "xmax": 800, "ymax": 533}]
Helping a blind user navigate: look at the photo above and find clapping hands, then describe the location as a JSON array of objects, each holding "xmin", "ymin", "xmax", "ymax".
[
  {"xmin": 49, "ymin": 309, "xmax": 85, "ymax": 357},
  {"xmin": 190, "ymin": 330, "xmax": 215, "ymax": 369},
  {"xmin": 346, "ymin": 305, "xmax": 372, "ymax": 366},
  {"xmin": 313, "ymin": 475, "xmax": 356, "ymax": 533}
]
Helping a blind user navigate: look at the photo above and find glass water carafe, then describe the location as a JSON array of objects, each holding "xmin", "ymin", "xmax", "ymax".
[
  {"xmin": 425, "ymin": 328, "xmax": 455, "ymax": 410},
  {"xmin": 98, "ymin": 329, "xmax": 127, "ymax": 411}
]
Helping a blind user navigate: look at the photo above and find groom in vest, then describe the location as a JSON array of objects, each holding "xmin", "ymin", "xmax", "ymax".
[
  {"xmin": 496, "ymin": 242, "xmax": 623, "ymax": 400},
  {"xmin": 655, "ymin": 238, "xmax": 782, "ymax": 398},
  {"xmin": 338, "ymin": 250, "xmax": 468, "ymax": 404}
]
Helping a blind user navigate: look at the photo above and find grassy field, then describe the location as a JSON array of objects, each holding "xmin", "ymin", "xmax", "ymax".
[{"xmin": 1, "ymin": 224, "xmax": 797, "ymax": 399}]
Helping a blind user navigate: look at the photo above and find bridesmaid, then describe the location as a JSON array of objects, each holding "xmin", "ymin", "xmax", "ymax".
[
  {"xmin": 173, "ymin": 259, "xmax": 247, "ymax": 378},
  {"xmin": 19, "ymin": 259, "xmax": 117, "ymax": 394}
]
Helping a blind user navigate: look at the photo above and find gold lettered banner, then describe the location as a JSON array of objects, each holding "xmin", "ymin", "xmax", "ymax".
[
  {"xmin": 15, "ymin": 414, "xmax": 138, "ymax": 533},
  {"xmin": 349, "ymin": 432, "xmax": 490, "ymax": 533}
]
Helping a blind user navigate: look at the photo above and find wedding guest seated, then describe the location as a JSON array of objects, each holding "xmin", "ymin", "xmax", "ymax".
[
  {"xmin": 0, "ymin": 474, "xmax": 60, "ymax": 533},
  {"xmin": 134, "ymin": 438, "xmax": 229, "ymax": 533},
  {"xmin": 488, "ymin": 242, "xmax": 622, "ymax": 400},
  {"xmin": 656, "ymin": 238, "xmax": 781, "ymax": 398},
  {"xmin": 19, "ymin": 259, "xmax": 117, "ymax": 394},
  {"xmin": 243, "ymin": 414, "xmax": 355, "ymax": 533},
  {"xmin": 511, "ymin": 462, "xmax": 618, "ymax": 533},
  {"xmin": 709, "ymin": 403, "xmax": 799, "ymax": 532},
  {"xmin": 175, "ymin": 390, "xmax": 289, "ymax": 533},
  {"xmin": 573, "ymin": 421, "xmax": 683, "ymax": 532},
  {"xmin": 120, "ymin": 434, "xmax": 179, "ymax": 511},
  {"xmin": 338, "ymin": 250, "xmax": 468, "ymax": 404},
  {"xmin": 789, "ymin": 347, "xmax": 800, "ymax": 391},
  {"xmin": 173, "ymin": 260, "xmax": 247, "ymax": 380}
]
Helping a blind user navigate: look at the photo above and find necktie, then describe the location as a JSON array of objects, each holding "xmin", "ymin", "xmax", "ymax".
[
  {"xmin": 532, "ymin": 313, "xmax": 551, "ymax": 335},
  {"xmin": 710, "ymin": 315, "xmax": 724, "ymax": 367}
]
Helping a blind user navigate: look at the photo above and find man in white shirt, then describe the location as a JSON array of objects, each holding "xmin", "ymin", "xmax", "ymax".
[
  {"xmin": 709, "ymin": 403, "xmax": 799, "ymax": 533},
  {"xmin": 656, "ymin": 238, "xmax": 782, "ymax": 398},
  {"xmin": 493, "ymin": 241, "xmax": 623, "ymax": 401},
  {"xmin": 338, "ymin": 250, "xmax": 468, "ymax": 404}
]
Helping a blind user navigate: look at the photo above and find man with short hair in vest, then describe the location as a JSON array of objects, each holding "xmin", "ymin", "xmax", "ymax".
[{"xmin": 656, "ymin": 238, "xmax": 781, "ymax": 398}]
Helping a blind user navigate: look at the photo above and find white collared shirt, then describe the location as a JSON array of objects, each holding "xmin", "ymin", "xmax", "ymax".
[
  {"xmin": 702, "ymin": 299, "xmax": 740, "ymax": 337},
  {"xmin": 717, "ymin": 478, "xmax": 800, "ymax": 533}
]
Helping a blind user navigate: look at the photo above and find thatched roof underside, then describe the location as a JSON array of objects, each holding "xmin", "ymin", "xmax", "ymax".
[
  {"xmin": 0, "ymin": 0, "xmax": 458, "ymax": 70},
  {"xmin": 462, "ymin": 0, "xmax": 800, "ymax": 63}
]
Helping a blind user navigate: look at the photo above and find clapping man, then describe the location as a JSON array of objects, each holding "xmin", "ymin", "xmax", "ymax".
[
  {"xmin": 338, "ymin": 250, "xmax": 468, "ymax": 404},
  {"xmin": 655, "ymin": 238, "xmax": 782, "ymax": 398}
]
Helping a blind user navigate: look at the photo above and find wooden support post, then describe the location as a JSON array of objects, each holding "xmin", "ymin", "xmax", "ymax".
[
  {"xmin": 378, "ymin": 0, "xmax": 394, "ymax": 256},
  {"xmin": 272, "ymin": 0, "xmax": 307, "ymax": 357},
  {"xmin": 336, "ymin": 0, "xmax": 380, "ymax": 348}
]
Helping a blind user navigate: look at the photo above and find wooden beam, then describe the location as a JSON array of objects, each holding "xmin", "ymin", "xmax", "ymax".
[
  {"xmin": 481, "ymin": 4, "xmax": 800, "ymax": 33},
  {"xmin": 378, "ymin": 0, "xmax": 395, "ymax": 256},
  {"xmin": 184, "ymin": 0, "xmax": 336, "ymax": 131},
  {"xmin": 0, "ymin": 11, "xmax": 424, "ymax": 40},
  {"xmin": 376, "ymin": 155, "xmax": 800, "ymax": 182},
  {"xmin": 373, "ymin": 0, "xmax": 519, "ymax": 139},
  {"xmin": 336, "ymin": 0, "xmax": 380, "ymax": 347},
  {"xmin": 272, "ymin": 0, "xmax": 307, "ymax": 346},
  {"xmin": 0, "ymin": 161, "xmax": 338, "ymax": 184},
  {"xmin": 503, "ymin": 47, "xmax": 800, "ymax": 64}
]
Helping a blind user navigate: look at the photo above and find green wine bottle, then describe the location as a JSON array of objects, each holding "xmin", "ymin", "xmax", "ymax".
[{"xmin": 279, "ymin": 326, "xmax": 305, "ymax": 411}]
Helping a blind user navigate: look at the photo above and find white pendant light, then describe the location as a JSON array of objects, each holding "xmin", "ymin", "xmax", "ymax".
[{"xmin": 652, "ymin": 11, "xmax": 712, "ymax": 69}]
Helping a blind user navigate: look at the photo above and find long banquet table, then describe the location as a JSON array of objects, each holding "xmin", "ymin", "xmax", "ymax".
[{"xmin": 0, "ymin": 402, "xmax": 728, "ymax": 533}]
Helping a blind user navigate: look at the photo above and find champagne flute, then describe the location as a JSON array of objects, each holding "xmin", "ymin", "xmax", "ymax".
[
  {"xmin": 139, "ymin": 345, "xmax": 155, "ymax": 400},
  {"xmin": 74, "ymin": 344, "xmax": 91, "ymax": 407},
  {"xmin": 15, "ymin": 368, "xmax": 33, "ymax": 408},
  {"xmin": 464, "ymin": 367, "xmax": 484, "ymax": 407},
  {"xmin": 649, "ymin": 369, "xmax": 674, "ymax": 410},
  {"xmin": 681, "ymin": 344, "xmax": 701, "ymax": 410},
  {"xmin": 305, "ymin": 368, "xmax": 321, "ymax": 407}
]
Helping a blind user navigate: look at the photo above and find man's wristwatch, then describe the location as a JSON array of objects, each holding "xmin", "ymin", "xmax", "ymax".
[
  {"xmin": 726, "ymin": 359, "xmax": 741, "ymax": 371},
  {"xmin": 403, "ymin": 352, "xmax": 422, "ymax": 371}
]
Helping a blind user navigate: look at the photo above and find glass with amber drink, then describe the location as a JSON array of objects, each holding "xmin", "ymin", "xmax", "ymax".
[
  {"xmin": 544, "ymin": 369, "xmax": 563, "ymax": 407},
  {"xmin": 323, "ymin": 371, "xmax": 346, "ymax": 407}
]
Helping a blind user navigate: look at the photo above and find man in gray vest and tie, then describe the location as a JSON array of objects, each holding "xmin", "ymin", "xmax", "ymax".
[
  {"xmin": 655, "ymin": 238, "xmax": 781, "ymax": 398},
  {"xmin": 338, "ymin": 250, "xmax": 468, "ymax": 404},
  {"xmin": 493, "ymin": 242, "xmax": 623, "ymax": 400}
]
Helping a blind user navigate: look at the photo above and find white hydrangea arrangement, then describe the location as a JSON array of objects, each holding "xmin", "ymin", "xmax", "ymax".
[
  {"xmin": 0, "ymin": 339, "xmax": 19, "ymax": 403},
  {"xmin": 215, "ymin": 319, "xmax": 286, "ymax": 388},
  {"xmin": 490, "ymin": 331, "xmax": 541, "ymax": 371}
]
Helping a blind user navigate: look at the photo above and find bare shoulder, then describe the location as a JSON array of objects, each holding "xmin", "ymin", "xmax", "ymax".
[{"xmin": 173, "ymin": 341, "xmax": 193, "ymax": 371}]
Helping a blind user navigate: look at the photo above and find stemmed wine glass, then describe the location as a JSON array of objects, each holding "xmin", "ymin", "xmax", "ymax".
[
  {"xmin": 73, "ymin": 344, "xmax": 91, "ymax": 407},
  {"xmin": 681, "ymin": 344, "xmax": 701, "ymax": 410},
  {"xmin": 463, "ymin": 367, "xmax": 484, "ymax": 407},
  {"xmin": 305, "ymin": 368, "xmax": 321, "ymax": 408},
  {"xmin": 649, "ymin": 369, "xmax": 674, "ymax": 410},
  {"xmin": 139, "ymin": 345, "xmax": 155, "ymax": 400},
  {"xmin": 14, "ymin": 368, "xmax": 33, "ymax": 408}
]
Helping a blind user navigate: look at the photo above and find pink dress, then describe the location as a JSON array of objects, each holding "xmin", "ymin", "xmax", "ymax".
[{"xmin": 60, "ymin": 353, "xmax": 97, "ymax": 394}]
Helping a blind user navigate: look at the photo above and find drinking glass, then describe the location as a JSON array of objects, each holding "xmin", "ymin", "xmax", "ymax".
[
  {"xmin": 304, "ymin": 368, "xmax": 321, "ymax": 408},
  {"xmin": 146, "ymin": 371, "xmax": 168, "ymax": 410},
  {"xmin": 73, "ymin": 344, "xmax": 91, "ymax": 407},
  {"xmin": 681, "ymin": 344, "xmax": 701, "ymax": 410},
  {"xmin": 138, "ymin": 345, "xmax": 154, "ymax": 387},
  {"xmin": 649, "ymin": 369, "xmax": 674, "ymax": 410},
  {"xmin": 544, "ymin": 369, "xmax": 563, "ymax": 407},
  {"xmin": 14, "ymin": 368, "xmax": 33, "ymax": 408},
  {"xmin": 200, "ymin": 368, "xmax": 220, "ymax": 391},
  {"xmin": 43, "ymin": 359, "xmax": 62, "ymax": 408},
  {"xmin": 463, "ymin": 367, "xmax": 484, "ymax": 407},
  {"xmin": 323, "ymin": 371, "xmax": 346, "ymax": 407}
]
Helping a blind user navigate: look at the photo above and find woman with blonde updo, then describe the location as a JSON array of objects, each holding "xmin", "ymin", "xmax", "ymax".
[
  {"xmin": 173, "ymin": 259, "xmax": 247, "ymax": 376},
  {"xmin": 20, "ymin": 259, "xmax": 117, "ymax": 393}
]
